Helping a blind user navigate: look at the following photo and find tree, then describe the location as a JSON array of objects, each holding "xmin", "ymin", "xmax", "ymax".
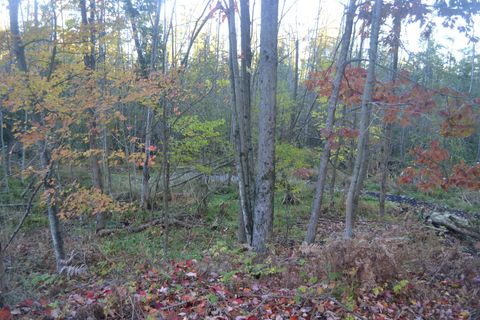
[
  {"xmin": 226, "ymin": 0, "xmax": 255, "ymax": 244},
  {"xmin": 0, "ymin": 242, "xmax": 6, "ymax": 307},
  {"xmin": 0, "ymin": 108, "xmax": 8, "ymax": 193},
  {"xmin": 304, "ymin": 0, "xmax": 357, "ymax": 244},
  {"xmin": 345, "ymin": 0, "xmax": 383, "ymax": 239},
  {"xmin": 252, "ymin": 0, "xmax": 279, "ymax": 253},
  {"xmin": 8, "ymin": 0, "xmax": 65, "ymax": 272},
  {"xmin": 379, "ymin": 0, "xmax": 428, "ymax": 216},
  {"xmin": 80, "ymin": 0, "xmax": 108, "ymax": 231}
]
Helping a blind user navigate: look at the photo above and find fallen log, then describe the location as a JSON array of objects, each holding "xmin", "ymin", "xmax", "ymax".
[
  {"xmin": 427, "ymin": 212, "xmax": 480, "ymax": 240},
  {"xmin": 97, "ymin": 218, "xmax": 193, "ymax": 237}
]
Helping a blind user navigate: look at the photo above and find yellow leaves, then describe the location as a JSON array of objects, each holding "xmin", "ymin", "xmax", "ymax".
[
  {"xmin": 51, "ymin": 147, "xmax": 83, "ymax": 163},
  {"xmin": 44, "ymin": 113, "xmax": 58, "ymax": 129},
  {"xmin": 83, "ymin": 149, "xmax": 103, "ymax": 159},
  {"xmin": 59, "ymin": 186, "xmax": 131, "ymax": 220},
  {"xmin": 108, "ymin": 150, "xmax": 126, "ymax": 165},
  {"xmin": 20, "ymin": 126, "xmax": 47, "ymax": 148},
  {"xmin": 114, "ymin": 111, "xmax": 126, "ymax": 122}
]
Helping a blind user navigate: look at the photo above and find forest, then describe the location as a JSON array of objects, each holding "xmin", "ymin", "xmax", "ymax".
[{"xmin": 0, "ymin": 0, "xmax": 479, "ymax": 318}]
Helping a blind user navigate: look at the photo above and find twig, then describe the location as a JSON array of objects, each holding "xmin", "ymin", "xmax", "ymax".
[
  {"xmin": 4, "ymin": 181, "xmax": 43, "ymax": 251},
  {"xmin": 97, "ymin": 217, "xmax": 193, "ymax": 237},
  {"xmin": 328, "ymin": 296, "xmax": 368, "ymax": 320},
  {"xmin": 250, "ymin": 294, "xmax": 270, "ymax": 313},
  {"xmin": 160, "ymin": 300, "xmax": 189, "ymax": 310}
]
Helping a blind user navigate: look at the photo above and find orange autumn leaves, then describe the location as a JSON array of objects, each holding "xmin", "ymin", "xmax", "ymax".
[
  {"xmin": 399, "ymin": 140, "xmax": 480, "ymax": 191},
  {"xmin": 306, "ymin": 66, "xmax": 479, "ymax": 191},
  {"xmin": 306, "ymin": 67, "xmax": 437, "ymax": 127}
]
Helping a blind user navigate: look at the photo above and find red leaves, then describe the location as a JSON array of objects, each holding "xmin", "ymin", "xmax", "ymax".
[
  {"xmin": 440, "ymin": 104, "xmax": 477, "ymax": 138},
  {"xmin": 293, "ymin": 168, "xmax": 315, "ymax": 180},
  {"xmin": 338, "ymin": 127, "xmax": 359, "ymax": 139},
  {"xmin": 450, "ymin": 161, "xmax": 480, "ymax": 190},
  {"xmin": 0, "ymin": 307, "xmax": 13, "ymax": 320},
  {"xmin": 399, "ymin": 141, "xmax": 480, "ymax": 191},
  {"xmin": 306, "ymin": 67, "xmax": 439, "ymax": 128},
  {"xmin": 398, "ymin": 140, "xmax": 450, "ymax": 191}
]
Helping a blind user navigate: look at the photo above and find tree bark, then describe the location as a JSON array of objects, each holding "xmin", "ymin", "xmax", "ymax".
[
  {"xmin": 304, "ymin": 0, "xmax": 357, "ymax": 244},
  {"xmin": 0, "ymin": 242, "xmax": 6, "ymax": 307},
  {"xmin": 140, "ymin": 0, "xmax": 162, "ymax": 210},
  {"xmin": 81, "ymin": 0, "xmax": 107, "ymax": 231},
  {"xmin": 329, "ymin": 106, "xmax": 348, "ymax": 210},
  {"xmin": 379, "ymin": 9, "xmax": 401, "ymax": 216},
  {"xmin": 0, "ymin": 108, "xmax": 8, "ymax": 193},
  {"xmin": 41, "ymin": 145, "xmax": 65, "ymax": 272},
  {"xmin": 469, "ymin": 26, "xmax": 475, "ymax": 94},
  {"xmin": 239, "ymin": 0, "xmax": 254, "ymax": 211},
  {"xmin": 227, "ymin": 0, "xmax": 254, "ymax": 244},
  {"xmin": 124, "ymin": 0, "xmax": 147, "ymax": 77},
  {"xmin": 162, "ymin": 101, "xmax": 170, "ymax": 254},
  {"xmin": 252, "ymin": 0, "xmax": 278, "ymax": 253},
  {"xmin": 141, "ymin": 108, "xmax": 152, "ymax": 209},
  {"xmin": 9, "ymin": 0, "xmax": 28, "ymax": 72},
  {"xmin": 345, "ymin": 0, "xmax": 382, "ymax": 239}
]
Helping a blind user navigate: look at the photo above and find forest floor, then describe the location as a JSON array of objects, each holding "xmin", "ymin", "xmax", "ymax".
[{"xmin": 1, "ymin": 181, "xmax": 480, "ymax": 319}]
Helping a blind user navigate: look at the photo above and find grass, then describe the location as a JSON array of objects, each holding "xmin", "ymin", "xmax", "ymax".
[
  {"xmin": 389, "ymin": 183, "xmax": 479, "ymax": 213},
  {"xmin": 3, "ymin": 166, "xmax": 478, "ymax": 308}
]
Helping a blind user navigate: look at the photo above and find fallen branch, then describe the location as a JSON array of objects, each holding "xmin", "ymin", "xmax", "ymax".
[{"xmin": 97, "ymin": 218, "xmax": 193, "ymax": 237}]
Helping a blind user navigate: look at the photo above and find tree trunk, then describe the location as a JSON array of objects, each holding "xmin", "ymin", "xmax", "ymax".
[
  {"xmin": 0, "ymin": 242, "xmax": 6, "ymax": 307},
  {"xmin": 0, "ymin": 108, "xmax": 8, "ymax": 193},
  {"xmin": 140, "ymin": 0, "xmax": 162, "ymax": 210},
  {"xmin": 81, "ymin": 0, "xmax": 107, "ymax": 231},
  {"xmin": 21, "ymin": 111, "xmax": 27, "ymax": 182},
  {"xmin": 477, "ymin": 132, "xmax": 480, "ymax": 162},
  {"xmin": 162, "ymin": 102, "xmax": 170, "ymax": 255},
  {"xmin": 252, "ymin": 0, "xmax": 278, "ymax": 253},
  {"xmin": 9, "ymin": 0, "xmax": 65, "ymax": 271},
  {"xmin": 345, "ymin": 0, "xmax": 382, "ymax": 239},
  {"xmin": 379, "ymin": 11, "xmax": 401, "ymax": 216},
  {"xmin": 227, "ymin": 0, "xmax": 254, "ymax": 244},
  {"xmin": 41, "ymin": 145, "xmax": 65, "ymax": 272},
  {"xmin": 9, "ymin": 0, "xmax": 64, "ymax": 272},
  {"xmin": 141, "ymin": 108, "xmax": 152, "ymax": 209},
  {"xmin": 9, "ymin": 0, "xmax": 28, "ymax": 72},
  {"xmin": 239, "ymin": 0, "xmax": 254, "ymax": 218},
  {"xmin": 353, "ymin": 132, "xmax": 370, "ymax": 213},
  {"xmin": 469, "ymin": 30, "xmax": 475, "ymax": 94},
  {"xmin": 304, "ymin": 0, "xmax": 357, "ymax": 244},
  {"xmin": 329, "ymin": 106, "xmax": 347, "ymax": 210},
  {"xmin": 124, "ymin": 0, "xmax": 147, "ymax": 77}
]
